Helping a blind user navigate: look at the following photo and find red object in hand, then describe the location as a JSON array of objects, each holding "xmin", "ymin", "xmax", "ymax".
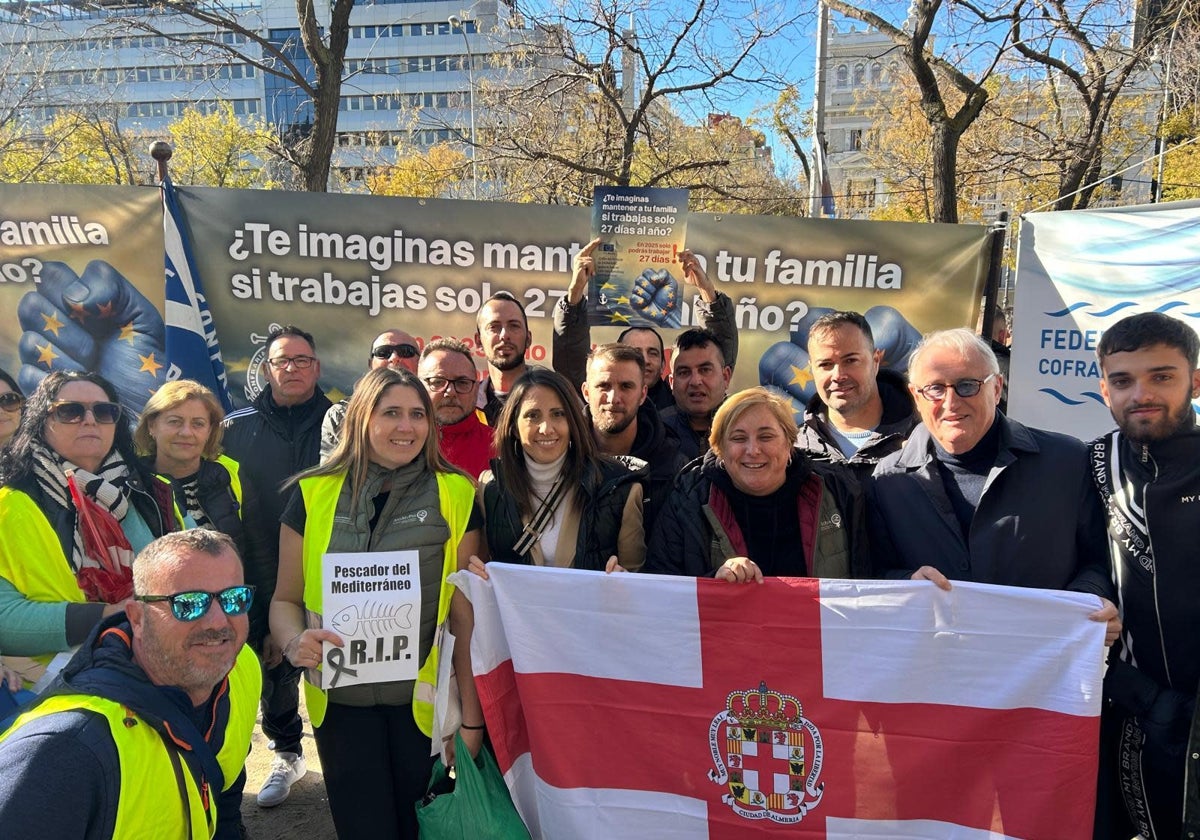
[{"xmin": 66, "ymin": 471, "xmax": 134, "ymax": 603}]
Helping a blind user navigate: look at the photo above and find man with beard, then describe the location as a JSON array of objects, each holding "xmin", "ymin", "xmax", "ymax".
[
  {"xmin": 553, "ymin": 238, "xmax": 738, "ymax": 410},
  {"xmin": 0, "ymin": 530, "xmax": 260, "ymax": 839},
  {"xmin": 418, "ymin": 337, "xmax": 493, "ymax": 479},
  {"xmin": 798, "ymin": 310, "xmax": 917, "ymax": 481},
  {"xmin": 582, "ymin": 343, "xmax": 685, "ymax": 533},
  {"xmin": 320, "ymin": 328, "xmax": 420, "ymax": 460},
  {"xmin": 476, "ymin": 291, "xmax": 532, "ymax": 425},
  {"xmin": 661, "ymin": 328, "xmax": 733, "ymax": 461},
  {"xmin": 1090, "ymin": 312, "xmax": 1200, "ymax": 840}
]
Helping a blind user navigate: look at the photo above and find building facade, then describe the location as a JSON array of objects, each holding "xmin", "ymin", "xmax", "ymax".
[{"xmin": 0, "ymin": 0, "xmax": 536, "ymax": 185}]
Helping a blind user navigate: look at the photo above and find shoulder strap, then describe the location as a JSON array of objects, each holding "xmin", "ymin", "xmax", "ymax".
[{"xmin": 513, "ymin": 473, "xmax": 570, "ymax": 558}]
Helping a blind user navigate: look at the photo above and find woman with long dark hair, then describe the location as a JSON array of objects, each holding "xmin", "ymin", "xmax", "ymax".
[
  {"xmin": 270, "ymin": 367, "xmax": 483, "ymax": 839},
  {"xmin": 0, "ymin": 371, "xmax": 178, "ymax": 683},
  {"xmin": 481, "ymin": 368, "xmax": 646, "ymax": 571}
]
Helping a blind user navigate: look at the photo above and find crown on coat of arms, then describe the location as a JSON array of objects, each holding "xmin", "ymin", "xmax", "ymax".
[{"xmin": 725, "ymin": 681, "xmax": 803, "ymax": 728}]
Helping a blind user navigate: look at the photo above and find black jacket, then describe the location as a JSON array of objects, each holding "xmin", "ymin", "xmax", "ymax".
[
  {"xmin": 222, "ymin": 386, "xmax": 331, "ymax": 645},
  {"xmin": 0, "ymin": 614, "xmax": 247, "ymax": 839},
  {"xmin": 869, "ymin": 413, "xmax": 1111, "ymax": 596},
  {"xmin": 1090, "ymin": 428, "xmax": 1200, "ymax": 839},
  {"xmin": 645, "ymin": 450, "xmax": 870, "ymax": 579},
  {"xmin": 483, "ymin": 455, "xmax": 647, "ymax": 571},
  {"xmin": 611, "ymin": 400, "xmax": 688, "ymax": 535},
  {"xmin": 142, "ymin": 456, "xmax": 246, "ymax": 558},
  {"xmin": 796, "ymin": 368, "xmax": 917, "ymax": 482}
]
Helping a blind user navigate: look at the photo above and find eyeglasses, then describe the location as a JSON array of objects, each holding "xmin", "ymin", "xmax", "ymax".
[
  {"xmin": 423, "ymin": 376, "xmax": 476, "ymax": 394},
  {"xmin": 266, "ymin": 355, "xmax": 316, "ymax": 370},
  {"xmin": 371, "ymin": 344, "xmax": 420, "ymax": 360},
  {"xmin": 135, "ymin": 585, "xmax": 255, "ymax": 622},
  {"xmin": 49, "ymin": 400, "xmax": 122, "ymax": 424},
  {"xmin": 913, "ymin": 374, "xmax": 997, "ymax": 402},
  {"xmin": 0, "ymin": 392, "xmax": 23, "ymax": 412}
]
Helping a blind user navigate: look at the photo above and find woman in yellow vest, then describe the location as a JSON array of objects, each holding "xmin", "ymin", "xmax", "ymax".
[
  {"xmin": 133, "ymin": 379, "xmax": 245, "ymax": 554},
  {"xmin": 270, "ymin": 367, "xmax": 484, "ymax": 839},
  {"xmin": 0, "ymin": 371, "xmax": 180, "ymax": 684}
]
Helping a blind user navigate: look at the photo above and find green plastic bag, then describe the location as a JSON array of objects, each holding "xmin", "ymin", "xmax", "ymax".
[{"xmin": 415, "ymin": 733, "xmax": 532, "ymax": 839}]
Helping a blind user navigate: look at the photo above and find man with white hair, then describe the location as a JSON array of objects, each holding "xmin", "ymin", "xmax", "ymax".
[{"xmin": 868, "ymin": 328, "xmax": 1119, "ymax": 639}]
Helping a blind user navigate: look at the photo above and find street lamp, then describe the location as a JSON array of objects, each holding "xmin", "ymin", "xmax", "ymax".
[{"xmin": 448, "ymin": 14, "xmax": 479, "ymax": 199}]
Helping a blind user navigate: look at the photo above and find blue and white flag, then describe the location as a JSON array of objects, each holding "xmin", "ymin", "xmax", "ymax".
[{"xmin": 161, "ymin": 179, "xmax": 233, "ymax": 411}]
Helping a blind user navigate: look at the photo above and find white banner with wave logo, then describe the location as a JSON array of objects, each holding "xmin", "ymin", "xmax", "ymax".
[{"xmin": 1008, "ymin": 200, "xmax": 1200, "ymax": 440}]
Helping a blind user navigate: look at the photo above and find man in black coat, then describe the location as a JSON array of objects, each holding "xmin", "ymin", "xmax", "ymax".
[{"xmin": 222, "ymin": 324, "xmax": 331, "ymax": 808}]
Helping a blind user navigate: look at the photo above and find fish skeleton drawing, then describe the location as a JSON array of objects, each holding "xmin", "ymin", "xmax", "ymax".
[{"xmin": 330, "ymin": 601, "xmax": 413, "ymax": 636}]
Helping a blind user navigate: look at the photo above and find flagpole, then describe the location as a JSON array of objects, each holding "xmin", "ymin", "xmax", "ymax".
[{"xmin": 809, "ymin": 0, "xmax": 830, "ymax": 218}]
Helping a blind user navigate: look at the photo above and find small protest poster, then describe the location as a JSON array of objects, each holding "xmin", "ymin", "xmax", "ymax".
[
  {"xmin": 588, "ymin": 186, "xmax": 689, "ymax": 328},
  {"xmin": 320, "ymin": 551, "xmax": 421, "ymax": 689}
]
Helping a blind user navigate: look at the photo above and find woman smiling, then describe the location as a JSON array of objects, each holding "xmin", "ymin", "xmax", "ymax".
[
  {"xmin": 480, "ymin": 368, "xmax": 647, "ymax": 571},
  {"xmin": 0, "ymin": 371, "xmax": 179, "ymax": 683},
  {"xmin": 646, "ymin": 387, "xmax": 869, "ymax": 582},
  {"xmin": 133, "ymin": 380, "xmax": 245, "ymax": 552}
]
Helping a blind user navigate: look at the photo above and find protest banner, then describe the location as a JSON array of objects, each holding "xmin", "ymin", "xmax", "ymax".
[
  {"xmin": 1008, "ymin": 200, "xmax": 1200, "ymax": 439},
  {"xmin": 0, "ymin": 184, "xmax": 166, "ymax": 415}
]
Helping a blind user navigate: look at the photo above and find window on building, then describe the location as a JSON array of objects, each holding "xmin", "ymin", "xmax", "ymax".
[
  {"xmin": 836, "ymin": 64, "xmax": 848, "ymax": 87},
  {"xmin": 871, "ymin": 63, "xmax": 882, "ymax": 84},
  {"xmin": 853, "ymin": 63, "xmax": 865, "ymax": 85},
  {"xmin": 849, "ymin": 128, "xmax": 864, "ymax": 151}
]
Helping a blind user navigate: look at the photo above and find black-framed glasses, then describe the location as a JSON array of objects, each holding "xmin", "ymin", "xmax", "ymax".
[
  {"xmin": 266, "ymin": 355, "xmax": 316, "ymax": 370},
  {"xmin": 49, "ymin": 400, "xmax": 122, "ymax": 424},
  {"xmin": 0, "ymin": 392, "xmax": 23, "ymax": 412},
  {"xmin": 135, "ymin": 585, "xmax": 255, "ymax": 622},
  {"xmin": 371, "ymin": 344, "xmax": 420, "ymax": 360},
  {"xmin": 913, "ymin": 374, "xmax": 997, "ymax": 402},
  {"xmin": 423, "ymin": 376, "xmax": 476, "ymax": 394}
]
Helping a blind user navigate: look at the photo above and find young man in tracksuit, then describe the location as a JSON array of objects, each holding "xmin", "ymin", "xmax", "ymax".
[{"xmin": 1091, "ymin": 312, "xmax": 1200, "ymax": 840}]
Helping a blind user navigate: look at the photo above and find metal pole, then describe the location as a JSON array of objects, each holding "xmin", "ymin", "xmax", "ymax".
[
  {"xmin": 809, "ymin": 0, "xmax": 829, "ymax": 218},
  {"xmin": 449, "ymin": 15, "xmax": 479, "ymax": 200}
]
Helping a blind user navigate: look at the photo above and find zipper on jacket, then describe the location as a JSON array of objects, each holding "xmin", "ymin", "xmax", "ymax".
[{"xmin": 1142, "ymin": 449, "xmax": 1173, "ymax": 688}]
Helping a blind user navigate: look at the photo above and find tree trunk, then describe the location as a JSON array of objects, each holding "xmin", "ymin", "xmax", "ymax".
[{"xmin": 930, "ymin": 119, "xmax": 960, "ymax": 223}]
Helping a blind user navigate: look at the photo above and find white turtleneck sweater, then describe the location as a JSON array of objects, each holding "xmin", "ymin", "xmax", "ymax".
[{"xmin": 524, "ymin": 450, "xmax": 570, "ymax": 565}]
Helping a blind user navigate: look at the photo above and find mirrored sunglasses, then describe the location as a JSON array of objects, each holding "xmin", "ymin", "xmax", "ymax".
[
  {"xmin": 0, "ymin": 392, "xmax": 23, "ymax": 412},
  {"xmin": 371, "ymin": 344, "xmax": 420, "ymax": 360},
  {"xmin": 49, "ymin": 400, "xmax": 122, "ymax": 424},
  {"xmin": 135, "ymin": 584, "xmax": 256, "ymax": 622}
]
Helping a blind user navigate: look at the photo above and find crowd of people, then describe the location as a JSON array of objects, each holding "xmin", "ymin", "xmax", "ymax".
[{"xmin": 0, "ymin": 245, "xmax": 1195, "ymax": 840}]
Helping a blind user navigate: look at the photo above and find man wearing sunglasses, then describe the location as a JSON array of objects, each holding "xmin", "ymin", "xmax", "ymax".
[
  {"xmin": 320, "ymin": 328, "xmax": 420, "ymax": 461},
  {"xmin": 868, "ymin": 329, "xmax": 1118, "ymax": 632},
  {"xmin": 0, "ymin": 530, "xmax": 261, "ymax": 839},
  {"xmin": 224, "ymin": 324, "xmax": 330, "ymax": 807}
]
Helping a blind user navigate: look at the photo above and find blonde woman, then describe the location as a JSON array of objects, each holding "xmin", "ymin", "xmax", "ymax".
[{"xmin": 270, "ymin": 368, "xmax": 483, "ymax": 839}]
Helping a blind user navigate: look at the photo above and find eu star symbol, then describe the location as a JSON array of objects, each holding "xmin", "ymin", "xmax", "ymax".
[
  {"xmin": 36, "ymin": 342, "xmax": 58, "ymax": 368},
  {"xmin": 789, "ymin": 365, "xmax": 813, "ymax": 389},
  {"xmin": 67, "ymin": 300, "xmax": 89, "ymax": 324},
  {"xmin": 41, "ymin": 312, "xmax": 65, "ymax": 337},
  {"xmin": 118, "ymin": 322, "xmax": 137, "ymax": 343},
  {"xmin": 139, "ymin": 353, "xmax": 163, "ymax": 377},
  {"xmin": 611, "ymin": 311, "xmax": 632, "ymax": 324}
]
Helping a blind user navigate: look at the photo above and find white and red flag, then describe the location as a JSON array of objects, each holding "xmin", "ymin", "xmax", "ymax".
[{"xmin": 452, "ymin": 566, "xmax": 1105, "ymax": 839}]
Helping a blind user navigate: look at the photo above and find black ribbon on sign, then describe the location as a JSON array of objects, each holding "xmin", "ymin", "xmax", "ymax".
[{"xmin": 326, "ymin": 647, "xmax": 358, "ymax": 688}]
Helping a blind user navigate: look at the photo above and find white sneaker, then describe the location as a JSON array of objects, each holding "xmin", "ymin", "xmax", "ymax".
[{"xmin": 256, "ymin": 751, "xmax": 307, "ymax": 807}]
